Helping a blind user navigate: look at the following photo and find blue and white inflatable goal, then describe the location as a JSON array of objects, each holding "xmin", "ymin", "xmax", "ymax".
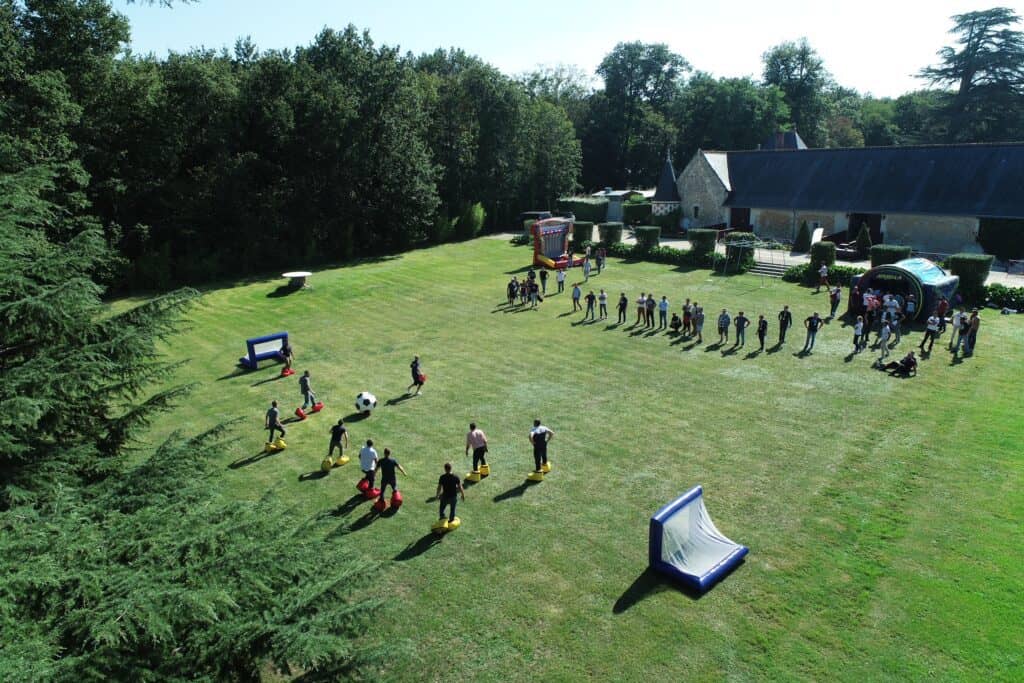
[
  {"xmin": 649, "ymin": 485, "xmax": 748, "ymax": 592},
  {"xmin": 239, "ymin": 331, "xmax": 288, "ymax": 370}
]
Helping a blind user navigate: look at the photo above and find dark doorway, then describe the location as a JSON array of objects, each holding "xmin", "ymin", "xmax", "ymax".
[
  {"xmin": 729, "ymin": 207, "xmax": 751, "ymax": 229},
  {"xmin": 847, "ymin": 213, "xmax": 883, "ymax": 244}
]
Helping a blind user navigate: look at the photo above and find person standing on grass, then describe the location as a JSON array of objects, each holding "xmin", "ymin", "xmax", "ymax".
[
  {"xmin": 299, "ymin": 370, "xmax": 316, "ymax": 410},
  {"xmin": 734, "ymin": 311, "xmax": 750, "ymax": 347},
  {"xmin": 556, "ymin": 267, "xmax": 566, "ymax": 293},
  {"xmin": 529, "ymin": 419, "xmax": 554, "ymax": 473},
  {"xmin": 376, "ymin": 448, "xmax": 407, "ymax": 504},
  {"xmin": 571, "ymin": 283, "xmax": 582, "ymax": 311},
  {"xmin": 802, "ymin": 312, "xmax": 823, "ymax": 352},
  {"xmin": 359, "ymin": 439, "xmax": 379, "ymax": 489},
  {"xmin": 279, "ymin": 339, "xmax": 294, "ymax": 372},
  {"xmin": 936, "ymin": 296, "xmax": 949, "ymax": 332},
  {"xmin": 583, "ymin": 257, "xmax": 592, "ymax": 282},
  {"xmin": 949, "ymin": 308, "xmax": 964, "ymax": 350},
  {"xmin": 436, "ymin": 462, "xmax": 464, "ymax": 525},
  {"xmin": 408, "ymin": 355, "xmax": 425, "ymax": 395},
  {"xmin": 682, "ymin": 298, "xmax": 692, "ymax": 335},
  {"xmin": 507, "ymin": 277, "xmax": 518, "ymax": 305},
  {"xmin": 328, "ymin": 419, "xmax": 348, "ymax": 460},
  {"xmin": 265, "ymin": 400, "xmax": 286, "ymax": 442},
  {"xmin": 965, "ymin": 309, "xmax": 981, "ymax": 355},
  {"xmin": 693, "ymin": 305, "xmax": 705, "ymax": 344},
  {"xmin": 906, "ymin": 293, "xmax": 919, "ymax": 321},
  {"xmin": 817, "ymin": 263, "xmax": 830, "ymax": 292},
  {"xmin": 636, "ymin": 293, "xmax": 646, "ymax": 324},
  {"xmin": 878, "ymin": 320, "xmax": 892, "ymax": 358},
  {"xmin": 617, "ymin": 292, "xmax": 628, "ymax": 324},
  {"xmin": 539, "ymin": 268, "xmax": 548, "ymax": 294},
  {"xmin": 920, "ymin": 312, "xmax": 940, "ymax": 353},
  {"xmin": 659, "ymin": 296, "xmax": 669, "ymax": 329},
  {"xmin": 529, "ymin": 278, "xmax": 540, "ymax": 309},
  {"xmin": 519, "ymin": 279, "xmax": 529, "ymax": 306},
  {"xmin": 466, "ymin": 422, "xmax": 489, "ymax": 473},
  {"xmin": 717, "ymin": 309, "xmax": 731, "ymax": 345},
  {"xmin": 645, "ymin": 294, "xmax": 656, "ymax": 328},
  {"xmin": 853, "ymin": 315, "xmax": 865, "ymax": 353},
  {"xmin": 756, "ymin": 314, "xmax": 768, "ymax": 351},
  {"xmin": 584, "ymin": 290, "xmax": 596, "ymax": 321},
  {"xmin": 829, "ymin": 286, "xmax": 842, "ymax": 318},
  {"xmin": 778, "ymin": 305, "xmax": 792, "ymax": 344},
  {"xmin": 952, "ymin": 310, "xmax": 970, "ymax": 356},
  {"xmin": 596, "ymin": 248, "xmax": 606, "ymax": 274},
  {"xmin": 598, "ymin": 289, "xmax": 608, "ymax": 319}
]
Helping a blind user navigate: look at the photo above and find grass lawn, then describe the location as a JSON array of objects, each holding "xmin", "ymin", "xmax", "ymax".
[{"xmin": 138, "ymin": 237, "xmax": 1023, "ymax": 681}]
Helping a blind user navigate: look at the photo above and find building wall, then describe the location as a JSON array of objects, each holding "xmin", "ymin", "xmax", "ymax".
[
  {"xmin": 751, "ymin": 209, "xmax": 793, "ymax": 241},
  {"xmin": 676, "ymin": 153, "xmax": 728, "ymax": 228},
  {"xmin": 652, "ymin": 201, "xmax": 680, "ymax": 217},
  {"xmin": 883, "ymin": 214, "xmax": 982, "ymax": 254}
]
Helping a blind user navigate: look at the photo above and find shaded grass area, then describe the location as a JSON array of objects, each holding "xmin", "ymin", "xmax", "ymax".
[{"xmin": 139, "ymin": 238, "xmax": 1023, "ymax": 681}]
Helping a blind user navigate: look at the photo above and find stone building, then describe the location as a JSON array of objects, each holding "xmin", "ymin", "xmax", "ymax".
[
  {"xmin": 675, "ymin": 138, "xmax": 1024, "ymax": 254},
  {"xmin": 651, "ymin": 153, "xmax": 681, "ymax": 217}
]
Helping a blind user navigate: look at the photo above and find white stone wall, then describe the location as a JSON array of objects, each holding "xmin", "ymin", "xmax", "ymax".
[
  {"xmin": 676, "ymin": 153, "xmax": 729, "ymax": 227},
  {"xmin": 882, "ymin": 214, "xmax": 982, "ymax": 254},
  {"xmin": 652, "ymin": 201, "xmax": 680, "ymax": 217}
]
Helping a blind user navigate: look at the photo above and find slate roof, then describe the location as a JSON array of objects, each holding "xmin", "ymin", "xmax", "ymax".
[
  {"xmin": 721, "ymin": 143, "xmax": 1024, "ymax": 218},
  {"xmin": 653, "ymin": 156, "xmax": 680, "ymax": 202},
  {"xmin": 759, "ymin": 131, "xmax": 807, "ymax": 150}
]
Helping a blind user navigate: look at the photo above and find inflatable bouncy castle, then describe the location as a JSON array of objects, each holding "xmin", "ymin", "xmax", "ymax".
[
  {"xmin": 849, "ymin": 258, "xmax": 959, "ymax": 321},
  {"xmin": 531, "ymin": 218, "xmax": 585, "ymax": 270}
]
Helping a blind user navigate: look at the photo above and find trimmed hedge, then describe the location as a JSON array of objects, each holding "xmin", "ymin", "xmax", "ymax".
[
  {"xmin": 510, "ymin": 233, "xmax": 531, "ymax": 246},
  {"xmin": 810, "ymin": 240, "xmax": 837, "ymax": 274},
  {"xmin": 597, "ymin": 221, "xmax": 623, "ymax": 245},
  {"xmin": 688, "ymin": 228, "xmax": 717, "ymax": 260},
  {"xmin": 634, "ymin": 225, "xmax": 661, "ymax": 251},
  {"xmin": 949, "ymin": 253, "xmax": 994, "ymax": 305},
  {"xmin": 986, "ymin": 283, "xmax": 1024, "ymax": 309},
  {"xmin": 870, "ymin": 244, "xmax": 912, "ymax": 267},
  {"xmin": 794, "ymin": 220, "xmax": 811, "ymax": 252},
  {"xmin": 603, "ymin": 241, "xmax": 721, "ymax": 269},
  {"xmin": 572, "ymin": 221, "xmax": 594, "ymax": 246},
  {"xmin": 622, "ymin": 202, "xmax": 652, "ymax": 225},
  {"xmin": 782, "ymin": 262, "xmax": 866, "ymax": 286},
  {"xmin": 725, "ymin": 231, "xmax": 756, "ymax": 268},
  {"xmin": 556, "ymin": 197, "xmax": 607, "ymax": 223},
  {"xmin": 978, "ymin": 218, "xmax": 1024, "ymax": 261},
  {"xmin": 652, "ymin": 208, "xmax": 681, "ymax": 233}
]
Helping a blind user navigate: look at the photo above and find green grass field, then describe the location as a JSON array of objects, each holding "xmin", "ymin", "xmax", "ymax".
[{"xmin": 139, "ymin": 238, "xmax": 1022, "ymax": 681}]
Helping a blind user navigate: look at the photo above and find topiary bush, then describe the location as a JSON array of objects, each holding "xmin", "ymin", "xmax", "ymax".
[
  {"xmin": 949, "ymin": 253, "xmax": 994, "ymax": 305},
  {"xmin": 870, "ymin": 244, "xmax": 912, "ymax": 267},
  {"xmin": 724, "ymin": 231, "xmax": 756, "ymax": 270},
  {"xmin": 688, "ymin": 228, "xmax": 717, "ymax": 260},
  {"xmin": 572, "ymin": 221, "xmax": 594, "ymax": 246},
  {"xmin": 634, "ymin": 225, "xmax": 661, "ymax": 251},
  {"xmin": 556, "ymin": 197, "xmax": 607, "ymax": 223},
  {"xmin": 597, "ymin": 222, "xmax": 623, "ymax": 245},
  {"xmin": 793, "ymin": 220, "xmax": 811, "ymax": 252},
  {"xmin": 622, "ymin": 202, "xmax": 652, "ymax": 225},
  {"xmin": 810, "ymin": 240, "xmax": 837, "ymax": 275},
  {"xmin": 855, "ymin": 222, "xmax": 872, "ymax": 258}
]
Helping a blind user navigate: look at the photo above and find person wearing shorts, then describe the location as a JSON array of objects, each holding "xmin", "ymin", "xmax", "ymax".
[
  {"xmin": 376, "ymin": 448, "xmax": 407, "ymax": 503},
  {"xmin": 717, "ymin": 309, "xmax": 731, "ymax": 344},
  {"xmin": 466, "ymin": 422, "xmax": 489, "ymax": 472}
]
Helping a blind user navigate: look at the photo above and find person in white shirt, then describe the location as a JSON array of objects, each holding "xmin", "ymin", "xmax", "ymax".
[
  {"xmin": 920, "ymin": 312, "xmax": 941, "ymax": 353},
  {"xmin": 556, "ymin": 267, "xmax": 566, "ymax": 293},
  {"xmin": 816, "ymin": 264, "xmax": 829, "ymax": 292},
  {"xmin": 359, "ymin": 439, "xmax": 379, "ymax": 489},
  {"xmin": 853, "ymin": 315, "xmax": 865, "ymax": 352},
  {"xmin": 635, "ymin": 293, "xmax": 646, "ymax": 325},
  {"xmin": 878, "ymin": 321, "xmax": 892, "ymax": 358},
  {"xmin": 949, "ymin": 309, "xmax": 964, "ymax": 350}
]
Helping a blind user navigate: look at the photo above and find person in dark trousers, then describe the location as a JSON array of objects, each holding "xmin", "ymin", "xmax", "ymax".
[
  {"xmin": 529, "ymin": 419, "xmax": 554, "ymax": 472},
  {"xmin": 733, "ymin": 311, "xmax": 750, "ymax": 347},
  {"xmin": 584, "ymin": 290, "xmax": 596, "ymax": 321},
  {"xmin": 936, "ymin": 296, "xmax": 949, "ymax": 333},
  {"xmin": 359, "ymin": 439, "xmax": 378, "ymax": 489},
  {"xmin": 376, "ymin": 448, "xmax": 407, "ymax": 503},
  {"xmin": 408, "ymin": 355, "xmax": 425, "ymax": 395},
  {"xmin": 436, "ymin": 462, "xmax": 465, "ymax": 524},
  {"xmin": 556, "ymin": 267, "xmax": 566, "ymax": 293},
  {"xmin": 693, "ymin": 306, "xmax": 705, "ymax": 344},
  {"xmin": 299, "ymin": 370, "xmax": 316, "ymax": 410},
  {"xmin": 465, "ymin": 422, "xmax": 489, "ymax": 472},
  {"xmin": 645, "ymin": 294, "xmax": 656, "ymax": 328},
  {"xmin": 965, "ymin": 309, "xmax": 981, "ymax": 355},
  {"xmin": 328, "ymin": 419, "xmax": 348, "ymax": 459},
  {"xmin": 882, "ymin": 350, "xmax": 917, "ymax": 376},
  {"xmin": 669, "ymin": 313, "xmax": 682, "ymax": 334},
  {"xmin": 598, "ymin": 289, "xmax": 608, "ymax": 319},
  {"xmin": 571, "ymin": 284, "xmax": 582, "ymax": 311},
  {"xmin": 265, "ymin": 400, "xmax": 286, "ymax": 442},
  {"xmin": 617, "ymin": 292, "xmax": 628, "ymax": 324},
  {"xmin": 803, "ymin": 312, "xmax": 823, "ymax": 352},
  {"xmin": 658, "ymin": 296, "xmax": 669, "ymax": 329},
  {"xmin": 829, "ymin": 286, "xmax": 842, "ymax": 318},
  {"xmin": 539, "ymin": 268, "xmax": 548, "ymax": 294},
  {"xmin": 717, "ymin": 309, "xmax": 731, "ymax": 344},
  {"xmin": 778, "ymin": 305, "xmax": 792, "ymax": 344},
  {"xmin": 528, "ymin": 279, "xmax": 540, "ymax": 308},
  {"xmin": 279, "ymin": 340, "xmax": 294, "ymax": 372},
  {"xmin": 920, "ymin": 312, "xmax": 940, "ymax": 353},
  {"xmin": 756, "ymin": 314, "xmax": 768, "ymax": 351},
  {"xmin": 507, "ymin": 277, "xmax": 518, "ymax": 305}
]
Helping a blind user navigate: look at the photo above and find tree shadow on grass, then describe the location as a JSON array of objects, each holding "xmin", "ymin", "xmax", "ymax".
[
  {"xmin": 393, "ymin": 533, "xmax": 443, "ymax": 561},
  {"xmin": 493, "ymin": 480, "xmax": 537, "ymax": 503},
  {"xmin": 228, "ymin": 449, "xmax": 280, "ymax": 469}
]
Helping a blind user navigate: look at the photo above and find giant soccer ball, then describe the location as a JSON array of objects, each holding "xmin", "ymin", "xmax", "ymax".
[{"xmin": 355, "ymin": 391, "xmax": 377, "ymax": 414}]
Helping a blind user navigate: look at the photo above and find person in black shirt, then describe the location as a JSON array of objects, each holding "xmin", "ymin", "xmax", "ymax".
[
  {"xmin": 777, "ymin": 305, "xmax": 792, "ymax": 344},
  {"xmin": 377, "ymin": 448, "xmax": 407, "ymax": 503},
  {"xmin": 803, "ymin": 312, "xmax": 823, "ymax": 352},
  {"xmin": 539, "ymin": 268, "xmax": 548, "ymax": 294},
  {"xmin": 756, "ymin": 314, "xmax": 768, "ymax": 351},
  {"xmin": 436, "ymin": 462, "xmax": 465, "ymax": 523},
  {"xmin": 584, "ymin": 290, "xmax": 596, "ymax": 321},
  {"xmin": 327, "ymin": 419, "xmax": 348, "ymax": 459},
  {"xmin": 733, "ymin": 312, "xmax": 750, "ymax": 347},
  {"xmin": 278, "ymin": 341, "xmax": 294, "ymax": 372},
  {"xmin": 616, "ymin": 292, "xmax": 628, "ymax": 324},
  {"xmin": 265, "ymin": 400, "xmax": 285, "ymax": 442},
  {"xmin": 408, "ymin": 355, "xmax": 425, "ymax": 395}
]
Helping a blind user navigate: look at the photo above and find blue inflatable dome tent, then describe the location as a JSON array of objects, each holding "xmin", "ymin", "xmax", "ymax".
[
  {"xmin": 649, "ymin": 486, "xmax": 748, "ymax": 593},
  {"xmin": 849, "ymin": 258, "xmax": 959, "ymax": 321}
]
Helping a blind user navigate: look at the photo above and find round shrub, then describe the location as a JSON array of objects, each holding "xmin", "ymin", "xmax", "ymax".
[
  {"xmin": 634, "ymin": 226, "xmax": 661, "ymax": 251},
  {"xmin": 949, "ymin": 253, "xmax": 994, "ymax": 305},
  {"xmin": 688, "ymin": 228, "xmax": 717, "ymax": 260},
  {"xmin": 793, "ymin": 221, "xmax": 812, "ymax": 252},
  {"xmin": 623, "ymin": 202, "xmax": 652, "ymax": 225},
  {"xmin": 810, "ymin": 240, "xmax": 837, "ymax": 274},
  {"xmin": 597, "ymin": 222, "xmax": 623, "ymax": 245},
  {"xmin": 870, "ymin": 244, "xmax": 912, "ymax": 267}
]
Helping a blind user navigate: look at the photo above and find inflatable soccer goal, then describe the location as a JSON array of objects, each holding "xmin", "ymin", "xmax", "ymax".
[{"xmin": 648, "ymin": 485, "xmax": 748, "ymax": 593}]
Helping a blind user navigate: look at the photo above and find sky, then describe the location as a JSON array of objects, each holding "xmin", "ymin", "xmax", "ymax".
[{"xmin": 115, "ymin": 0, "xmax": 1021, "ymax": 98}]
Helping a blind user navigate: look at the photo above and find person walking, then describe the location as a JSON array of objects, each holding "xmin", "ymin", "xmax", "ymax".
[
  {"xmin": 635, "ymin": 293, "xmax": 646, "ymax": 325},
  {"xmin": 756, "ymin": 314, "xmax": 768, "ymax": 351},
  {"xmin": 465, "ymin": 422, "xmax": 489, "ymax": 473},
  {"xmin": 717, "ymin": 309, "xmax": 731, "ymax": 345},
  {"xmin": 359, "ymin": 439, "xmax": 379, "ymax": 490},
  {"xmin": 965, "ymin": 309, "xmax": 981, "ymax": 355},
  {"xmin": 265, "ymin": 400, "xmax": 286, "ymax": 443},
  {"xmin": 571, "ymin": 283, "xmax": 582, "ymax": 311},
  {"xmin": 327, "ymin": 419, "xmax": 348, "ymax": 460},
  {"xmin": 507, "ymin": 277, "xmax": 518, "ymax": 305},
  {"xmin": 617, "ymin": 292, "xmax": 628, "ymax": 324},
  {"xmin": 435, "ymin": 462, "xmax": 465, "ymax": 526},
  {"xmin": 853, "ymin": 315, "xmax": 865, "ymax": 353},
  {"xmin": 693, "ymin": 305, "xmax": 705, "ymax": 344},
  {"xmin": 299, "ymin": 370, "xmax": 316, "ymax": 410},
  {"xmin": 645, "ymin": 294, "xmax": 656, "ymax": 328},
  {"xmin": 598, "ymin": 289, "xmax": 608, "ymax": 319},
  {"xmin": 408, "ymin": 355, "xmax": 425, "ymax": 395},
  {"xmin": 556, "ymin": 267, "xmax": 566, "ymax": 294},
  {"xmin": 802, "ymin": 312, "xmax": 823, "ymax": 352},
  {"xmin": 279, "ymin": 339, "xmax": 294, "ymax": 373},
  {"xmin": 376, "ymin": 448, "xmax": 407, "ymax": 504},
  {"xmin": 878, "ymin": 320, "xmax": 892, "ymax": 358},
  {"xmin": 658, "ymin": 296, "xmax": 669, "ymax": 329},
  {"xmin": 733, "ymin": 311, "xmax": 750, "ymax": 347},
  {"xmin": 778, "ymin": 305, "xmax": 792, "ymax": 344},
  {"xmin": 584, "ymin": 290, "xmax": 596, "ymax": 321},
  {"xmin": 539, "ymin": 268, "xmax": 548, "ymax": 294},
  {"xmin": 529, "ymin": 419, "xmax": 554, "ymax": 473},
  {"xmin": 829, "ymin": 286, "xmax": 842, "ymax": 318},
  {"xmin": 816, "ymin": 263, "xmax": 830, "ymax": 292},
  {"xmin": 920, "ymin": 311, "xmax": 940, "ymax": 353}
]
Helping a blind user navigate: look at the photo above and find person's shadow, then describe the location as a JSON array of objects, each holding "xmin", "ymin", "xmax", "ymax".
[
  {"xmin": 385, "ymin": 394, "xmax": 415, "ymax": 406},
  {"xmin": 493, "ymin": 481, "xmax": 533, "ymax": 503},
  {"xmin": 228, "ymin": 448, "xmax": 279, "ymax": 469},
  {"xmin": 393, "ymin": 533, "xmax": 443, "ymax": 561}
]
